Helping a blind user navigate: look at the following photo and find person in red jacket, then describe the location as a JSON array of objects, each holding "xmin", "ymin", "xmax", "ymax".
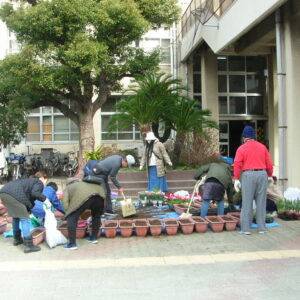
[{"xmin": 233, "ymin": 126, "xmax": 273, "ymax": 235}]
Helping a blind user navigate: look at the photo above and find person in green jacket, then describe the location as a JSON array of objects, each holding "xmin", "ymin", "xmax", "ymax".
[
  {"xmin": 194, "ymin": 155, "xmax": 233, "ymax": 218},
  {"xmin": 62, "ymin": 178, "xmax": 106, "ymax": 250}
]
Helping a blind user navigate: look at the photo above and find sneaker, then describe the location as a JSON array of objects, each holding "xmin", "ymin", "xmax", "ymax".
[
  {"xmin": 87, "ymin": 237, "xmax": 98, "ymax": 244},
  {"xmin": 104, "ymin": 211, "xmax": 117, "ymax": 216},
  {"xmin": 239, "ymin": 231, "xmax": 251, "ymax": 235},
  {"xmin": 258, "ymin": 230, "xmax": 267, "ymax": 234},
  {"xmin": 63, "ymin": 243, "xmax": 78, "ymax": 250}
]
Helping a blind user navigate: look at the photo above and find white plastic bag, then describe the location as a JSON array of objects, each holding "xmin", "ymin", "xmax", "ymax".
[{"xmin": 44, "ymin": 208, "xmax": 67, "ymax": 248}]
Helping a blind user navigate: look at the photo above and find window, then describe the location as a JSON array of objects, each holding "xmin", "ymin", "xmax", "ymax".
[
  {"xmin": 218, "ymin": 55, "xmax": 266, "ymax": 116},
  {"xmin": 192, "ymin": 51, "xmax": 202, "ymax": 108},
  {"xmin": 26, "ymin": 107, "xmax": 79, "ymax": 142},
  {"xmin": 142, "ymin": 38, "xmax": 171, "ymax": 65},
  {"xmin": 101, "ymin": 96, "xmax": 141, "ymax": 141}
]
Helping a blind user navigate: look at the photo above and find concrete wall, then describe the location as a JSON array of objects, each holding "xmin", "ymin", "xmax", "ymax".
[
  {"xmin": 180, "ymin": 0, "xmax": 287, "ymax": 60},
  {"xmin": 282, "ymin": 4, "xmax": 300, "ymax": 187}
]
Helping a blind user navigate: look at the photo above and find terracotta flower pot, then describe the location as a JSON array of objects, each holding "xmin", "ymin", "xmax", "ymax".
[
  {"xmin": 88, "ymin": 226, "xmax": 102, "ymax": 238},
  {"xmin": 133, "ymin": 219, "xmax": 149, "ymax": 237},
  {"xmin": 173, "ymin": 204, "xmax": 187, "ymax": 215},
  {"xmin": 102, "ymin": 220, "xmax": 119, "ymax": 238},
  {"xmin": 205, "ymin": 216, "xmax": 225, "ymax": 232},
  {"xmin": 219, "ymin": 215, "xmax": 238, "ymax": 231},
  {"xmin": 0, "ymin": 221, "xmax": 7, "ymax": 234},
  {"xmin": 191, "ymin": 216, "xmax": 208, "ymax": 233},
  {"xmin": 227, "ymin": 212, "xmax": 241, "ymax": 227},
  {"xmin": 58, "ymin": 222, "xmax": 87, "ymax": 238},
  {"xmin": 148, "ymin": 218, "xmax": 163, "ymax": 236},
  {"xmin": 164, "ymin": 218, "xmax": 179, "ymax": 235},
  {"xmin": 178, "ymin": 217, "xmax": 195, "ymax": 234},
  {"xmin": 119, "ymin": 220, "xmax": 133, "ymax": 238},
  {"xmin": 31, "ymin": 228, "xmax": 45, "ymax": 246}
]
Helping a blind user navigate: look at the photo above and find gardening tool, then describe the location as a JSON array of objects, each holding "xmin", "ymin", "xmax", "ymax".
[{"xmin": 180, "ymin": 176, "xmax": 206, "ymax": 218}]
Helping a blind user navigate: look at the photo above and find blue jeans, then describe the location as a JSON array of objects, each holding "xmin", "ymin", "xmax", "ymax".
[
  {"xmin": 200, "ymin": 199, "xmax": 224, "ymax": 218},
  {"xmin": 12, "ymin": 218, "xmax": 31, "ymax": 238}
]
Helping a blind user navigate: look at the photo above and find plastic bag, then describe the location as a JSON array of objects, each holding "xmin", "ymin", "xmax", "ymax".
[
  {"xmin": 44, "ymin": 208, "xmax": 67, "ymax": 248},
  {"xmin": 120, "ymin": 198, "xmax": 136, "ymax": 217}
]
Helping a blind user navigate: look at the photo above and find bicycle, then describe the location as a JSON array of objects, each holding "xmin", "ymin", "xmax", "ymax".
[
  {"xmin": 63, "ymin": 152, "xmax": 78, "ymax": 177},
  {"xmin": 8, "ymin": 154, "xmax": 25, "ymax": 181}
]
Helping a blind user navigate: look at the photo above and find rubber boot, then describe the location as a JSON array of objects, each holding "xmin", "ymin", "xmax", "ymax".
[
  {"xmin": 23, "ymin": 237, "xmax": 41, "ymax": 253},
  {"xmin": 13, "ymin": 230, "xmax": 23, "ymax": 246}
]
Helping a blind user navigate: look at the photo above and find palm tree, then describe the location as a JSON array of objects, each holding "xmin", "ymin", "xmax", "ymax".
[
  {"xmin": 108, "ymin": 72, "xmax": 185, "ymax": 141},
  {"xmin": 167, "ymin": 96, "xmax": 218, "ymax": 167}
]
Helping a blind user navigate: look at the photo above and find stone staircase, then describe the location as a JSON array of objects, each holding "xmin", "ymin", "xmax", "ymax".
[{"xmin": 112, "ymin": 170, "xmax": 196, "ymax": 199}]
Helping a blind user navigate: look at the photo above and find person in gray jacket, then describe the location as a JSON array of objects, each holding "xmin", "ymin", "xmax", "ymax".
[
  {"xmin": 194, "ymin": 155, "xmax": 233, "ymax": 218},
  {"xmin": 92, "ymin": 155, "xmax": 135, "ymax": 215}
]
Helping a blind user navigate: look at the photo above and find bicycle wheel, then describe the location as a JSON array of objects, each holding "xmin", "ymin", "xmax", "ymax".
[
  {"xmin": 65, "ymin": 164, "xmax": 74, "ymax": 177},
  {"xmin": 45, "ymin": 161, "xmax": 54, "ymax": 177}
]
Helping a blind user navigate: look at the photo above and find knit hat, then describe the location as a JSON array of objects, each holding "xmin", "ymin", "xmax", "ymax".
[
  {"xmin": 242, "ymin": 126, "xmax": 256, "ymax": 138},
  {"xmin": 125, "ymin": 154, "xmax": 135, "ymax": 167},
  {"xmin": 145, "ymin": 132, "xmax": 157, "ymax": 141}
]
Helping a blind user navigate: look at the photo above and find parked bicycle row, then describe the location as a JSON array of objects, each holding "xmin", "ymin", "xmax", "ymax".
[{"xmin": 0, "ymin": 151, "xmax": 78, "ymax": 183}]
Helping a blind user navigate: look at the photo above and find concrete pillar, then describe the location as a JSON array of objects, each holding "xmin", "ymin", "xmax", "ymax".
[
  {"xmin": 282, "ymin": 5, "xmax": 300, "ymax": 187},
  {"xmin": 201, "ymin": 49, "xmax": 219, "ymax": 122},
  {"xmin": 268, "ymin": 51, "xmax": 279, "ymax": 176},
  {"xmin": 201, "ymin": 49, "xmax": 219, "ymax": 154}
]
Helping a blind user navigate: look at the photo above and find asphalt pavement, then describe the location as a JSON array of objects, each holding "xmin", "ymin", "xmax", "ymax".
[{"xmin": 0, "ymin": 217, "xmax": 300, "ymax": 300}]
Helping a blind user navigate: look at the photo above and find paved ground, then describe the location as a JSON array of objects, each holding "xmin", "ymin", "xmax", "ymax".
[{"xmin": 1, "ymin": 218, "xmax": 300, "ymax": 300}]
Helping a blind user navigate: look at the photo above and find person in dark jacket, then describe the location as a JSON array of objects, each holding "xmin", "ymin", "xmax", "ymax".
[
  {"xmin": 61, "ymin": 178, "xmax": 106, "ymax": 249},
  {"xmin": 0, "ymin": 172, "xmax": 51, "ymax": 253},
  {"xmin": 87, "ymin": 154, "xmax": 135, "ymax": 215},
  {"xmin": 31, "ymin": 182, "xmax": 65, "ymax": 219},
  {"xmin": 194, "ymin": 155, "xmax": 233, "ymax": 218}
]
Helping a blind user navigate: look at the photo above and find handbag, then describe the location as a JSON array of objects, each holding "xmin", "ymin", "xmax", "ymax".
[{"xmin": 82, "ymin": 175, "xmax": 104, "ymax": 185}]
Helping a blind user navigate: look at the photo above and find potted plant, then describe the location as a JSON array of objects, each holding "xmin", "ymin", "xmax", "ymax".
[
  {"xmin": 148, "ymin": 218, "xmax": 163, "ymax": 236},
  {"xmin": 164, "ymin": 218, "xmax": 179, "ymax": 235},
  {"xmin": 102, "ymin": 220, "xmax": 119, "ymax": 238},
  {"xmin": 133, "ymin": 219, "xmax": 149, "ymax": 237},
  {"xmin": 191, "ymin": 216, "xmax": 208, "ymax": 233},
  {"xmin": 119, "ymin": 220, "xmax": 134, "ymax": 238},
  {"xmin": 205, "ymin": 216, "xmax": 225, "ymax": 232},
  {"xmin": 219, "ymin": 215, "xmax": 238, "ymax": 231},
  {"xmin": 178, "ymin": 217, "xmax": 195, "ymax": 234}
]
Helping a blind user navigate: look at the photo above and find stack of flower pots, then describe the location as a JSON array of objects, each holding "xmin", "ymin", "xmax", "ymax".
[
  {"xmin": 58, "ymin": 221, "xmax": 88, "ymax": 238},
  {"xmin": 219, "ymin": 215, "xmax": 238, "ymax": 231}
]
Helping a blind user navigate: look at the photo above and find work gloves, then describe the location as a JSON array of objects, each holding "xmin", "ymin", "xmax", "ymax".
[{"xmin": 234, "ymin": 180, "xmax": 241, "ymax": 193}]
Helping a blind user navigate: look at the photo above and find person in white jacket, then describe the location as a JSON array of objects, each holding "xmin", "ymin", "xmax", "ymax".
[{"xmin": 0, "ymin": 147, "xmax": 8, "ymax": 181}]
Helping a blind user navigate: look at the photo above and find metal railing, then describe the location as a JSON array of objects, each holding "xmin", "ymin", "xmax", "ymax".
[{"xmin": 179, "ymin": 0, "xmax": 237, "ymax": 40}]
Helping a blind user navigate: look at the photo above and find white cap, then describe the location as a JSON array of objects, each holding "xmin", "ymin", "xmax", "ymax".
[
  {"xmin": 126, "ymin": 154, "xmax": 135, "ymax": 167},
  {"xmin": 145, "ymin": 132, "xmax": 157, "ymax": 141}
]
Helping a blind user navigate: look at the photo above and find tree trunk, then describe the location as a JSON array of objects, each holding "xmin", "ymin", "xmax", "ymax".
[
  {"xmin": 173, "ymin": 132, "xmax": 185, "ymax": 168},
  {"xmin": 77, "ymin": 108, "xmax": 95, "ymax": 173}
]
